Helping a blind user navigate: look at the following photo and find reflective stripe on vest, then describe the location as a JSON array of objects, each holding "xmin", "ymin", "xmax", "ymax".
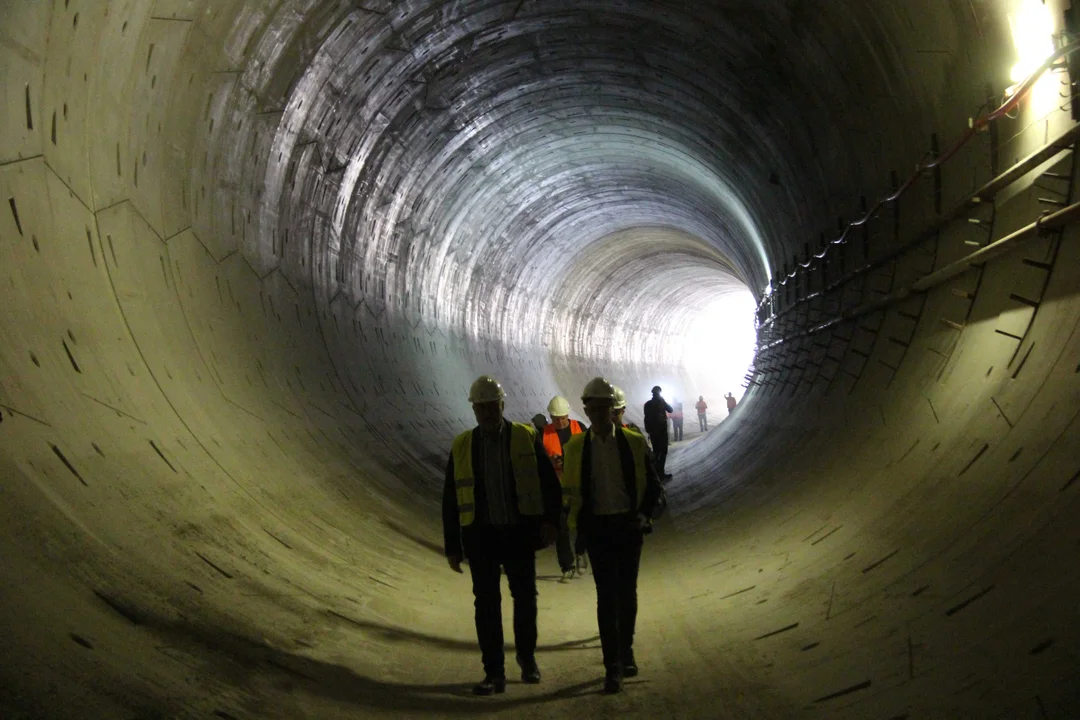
[
  {"xmin": 562, "ymin": 427, "xmax": 648, "ymax": 530},
  {"xmin": 452, "ymin": 423, "xmax": 543, "ymax": 526}
]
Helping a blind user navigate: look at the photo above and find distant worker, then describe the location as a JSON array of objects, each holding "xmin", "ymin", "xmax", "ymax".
[
  {"xmin": 669, "ymin": 399, "xmax": 684, "ymax": 441},
  {"xmin": 443, "ymin": 375, "xmax": 562, "ymax": 696},
  {"xmin": 725, "ymin": 392, "xmax": 737, "ymax": 414},
  {"xmin": 695, "ymin": 395, "xmax": 708, "ymax": 431},
  {"xmin": 542, "ymin": 395, "xmax": 585, "ymax": 580},
  {"xmin": 643, "ymin": 386, "xmax": 673, "ymax": 478},
  {"xmin": 563, "ymin": 377, "xmax": 664, "ymax": 694}
]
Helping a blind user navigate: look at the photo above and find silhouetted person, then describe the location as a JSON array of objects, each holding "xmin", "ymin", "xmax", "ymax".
[
  {"xmin": 563, "ymin": 377, "xmax": 663, "ymax": 694},
  {"xmin": 643, "ymin": 386, "xmax": 673, "ymax": 478},
  {"xmin": 725, "ymin": 392, "xmax": 737, "ymax": 414},
  {"xmin": 695, "ymin": 395, "xmax": 708, "ymax": 431},
  {"xmin": 530, "ymin": 413, "xmax": 547, "ymax": 434},
  {"xmin": 669, "ymin": 399, "xmax": 684, "ymax": 441},
  {"xmin": 443, "ymin": 376, "xmax": 561, "ymax": 695}
]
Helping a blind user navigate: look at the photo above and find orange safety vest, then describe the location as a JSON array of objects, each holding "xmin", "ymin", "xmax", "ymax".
[{"xmin": 542, "ymin": 420, "xmax": 584, "ymax": 462}]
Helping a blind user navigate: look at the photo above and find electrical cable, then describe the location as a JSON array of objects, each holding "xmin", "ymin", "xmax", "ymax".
[{"xmin": 758, "ymin": 36, "xmax": 1080, "ymax": 310}]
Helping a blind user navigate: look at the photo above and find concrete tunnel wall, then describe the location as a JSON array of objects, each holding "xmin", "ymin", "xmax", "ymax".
[{"xmin": 1, "ymin": 1, "xmax": 1079, "ymax": 718}]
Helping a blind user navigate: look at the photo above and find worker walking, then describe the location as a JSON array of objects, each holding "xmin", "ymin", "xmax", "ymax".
[
  {"xmin": 576, "ymin": 384, "xmax": 644, "ymax": 575},
  {"xmin": 643, "ymin": 386, "xmax": 673, "ymax": 478},
  {"xmin": 563, "ymin": 377, "xmax": 664, "ymax": 694},
  {"xmin": 695, "ymin": 396, "xmax": 708, "ymax": 432},
  {"xmin": 725, "ymin": 392, "xmax": 737, "ymax": 414},
  {"xmin": 443, "ymin": 375, "xmax": 562, "ymax": 696},
  {"xmin": 670, "ymin": 399, "xmax": 684, "ymax": 441},
  {"xmin": 541, "ymin": 395, "xmax": 585, "ymax": 580}
]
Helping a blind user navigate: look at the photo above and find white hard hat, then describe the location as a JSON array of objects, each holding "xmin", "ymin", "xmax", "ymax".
[
  {"xmin": 547, "ymin": 395, "xmax": 571, "ymax": 416},
  {"xmin": 468, "ymin": 375, "xmax": 505, "ymax": 403},
  {"xmin": 612, "ymin": 386, "xmax": 627, "ymax": 410},
  {"xmin": 581, "ymin": 376, "xmax": 617, "ymax": 402}
]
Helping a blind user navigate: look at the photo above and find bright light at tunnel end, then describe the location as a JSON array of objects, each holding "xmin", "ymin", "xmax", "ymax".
[{"xmin": 680, "ymin": 290, "xmax": 757, "ymax": 405}]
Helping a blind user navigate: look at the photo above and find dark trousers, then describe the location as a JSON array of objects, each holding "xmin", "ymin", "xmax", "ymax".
[
  {"xmin": 586, "ymin": 514, "xmax": 644, "ymax": 672},
  {"xmin": 463, "ymin": 524, "xmax": 538, "ymax": 677},
  {"xmin": 698, "ymin": 414, "xmax": 707, "ymax": 431},
  {"xmin": 672, "ymin": 419, "xmax": 683, "ymax": 441},
  {"xmin": 650, "ymin": 433, "xmax": 668, "ymax": 476},
  {"xmin": 556, "ymin": 507, "xmax": 574, "ymax": 571}
]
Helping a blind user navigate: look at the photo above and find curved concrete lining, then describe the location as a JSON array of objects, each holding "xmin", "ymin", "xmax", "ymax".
[{"xmin": 1, "ymin": 1, "xmax": 1079, "ymax": 718}]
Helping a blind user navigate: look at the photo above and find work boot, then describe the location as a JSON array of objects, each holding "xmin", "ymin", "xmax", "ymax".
[
  {"xmin": 621, "ymin": 650, "xmax": 638, "ymax": 678},
  {"xmin": 603, "ymin": 668, "xmax": 623, "ymax": 694},
  {"xmin": 472, "ymin": 675, "xmax": 506, "ymax": 696},
  {"xmin": 517, "ymin": 655, "xmax": 541, "ymax": 684},
  {"xmin": 560, "ymin": 568, "xmax": 575, "ymax": 582}
]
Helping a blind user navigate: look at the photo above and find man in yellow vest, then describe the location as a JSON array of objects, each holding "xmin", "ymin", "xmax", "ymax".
[
  {"xmin": 541, "ymin": 395, "xmax": 585, "ymax": 580},
  {"xmin": 563, "ymin": 377, "xmax": 664, "ymax": 694},
  {"xmin": 443, "ymin": 375, "xmax": 562, "ymax": 696}
]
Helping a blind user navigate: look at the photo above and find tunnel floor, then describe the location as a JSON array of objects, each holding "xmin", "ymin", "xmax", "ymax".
[{"xmin": 1, "ymin": 440, "xmax": 796, "ymax": 720}]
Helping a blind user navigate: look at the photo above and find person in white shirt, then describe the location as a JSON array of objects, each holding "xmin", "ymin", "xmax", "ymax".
[{"xmin": 562, "ymin": 377, "xmax": 664, "ymax": 694}]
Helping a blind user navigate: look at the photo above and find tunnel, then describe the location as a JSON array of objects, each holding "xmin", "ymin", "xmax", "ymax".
[{"xmin": 2, "ymin": 0, "xmax": 1080, "ymax": 717}]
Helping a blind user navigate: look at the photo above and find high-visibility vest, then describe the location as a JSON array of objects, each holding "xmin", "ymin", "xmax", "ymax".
[
  {"xmin": 541, "ymin": 420, "xmax": 584, "ymax": 461},
  {"xmin": 562, "ymin": 427, "xmax": 648, "ymax": 529},
  {"xmin": 451, "ymin": 423, "xmax": 544, "ymax": 527},
  {"xmin": 542, "ymin": 419, "xmax": 584, "ymax": 506}
]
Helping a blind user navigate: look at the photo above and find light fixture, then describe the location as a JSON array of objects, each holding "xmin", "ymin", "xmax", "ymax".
[{"xmin": 1009, "ymin": 0, "xmax": 1055, "ymax": 84}]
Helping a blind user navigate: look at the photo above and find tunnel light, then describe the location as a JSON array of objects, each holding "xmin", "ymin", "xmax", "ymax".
[
  {"xmin": 1009, "ymin": 0, "xmax": 1055, "ymax": 84},
  {"xmin": 681, "ymin": 290, "xmax": 757, "ymax": 406}
]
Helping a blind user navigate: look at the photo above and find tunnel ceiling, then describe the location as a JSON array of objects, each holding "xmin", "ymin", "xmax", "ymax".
[
  {"xmin": 4, "ymin": 0, "xmax": 1080, "ymax": 718},
  {"xmin": 210, "ymin": 0, "xmax": 1001, "ymax": 354}
]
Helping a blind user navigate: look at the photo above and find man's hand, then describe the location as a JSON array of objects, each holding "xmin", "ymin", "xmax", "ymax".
[
  {"xmin": 447, "ymin": 554, "xmax": 464, "ymax": 573},
  {"xmin": 539, "ymin": 521, "xmax": 558, "ymax": 548}
]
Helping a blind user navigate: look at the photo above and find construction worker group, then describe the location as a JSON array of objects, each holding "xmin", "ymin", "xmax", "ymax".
[{"xmin": 443, "ymin": 374, "xmax": 668, "ymax": 696}]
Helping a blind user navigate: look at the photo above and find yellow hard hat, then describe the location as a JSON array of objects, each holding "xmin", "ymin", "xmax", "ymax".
[{"xmin": 612, "ymin": 386, "xmax": 627, "ymax": 410}]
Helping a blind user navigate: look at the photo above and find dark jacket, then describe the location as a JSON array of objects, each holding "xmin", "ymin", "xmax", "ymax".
[
  {"xmin": 643, "ymin": 396, "xmax": 673, "ymax": 436},
  {"xmin": 574, "ymin": 427, "xmax": 663, "ymax": 536},
  {"xmin": 442, "ymin": 420, "xmax": 561, "ymax": 557}
]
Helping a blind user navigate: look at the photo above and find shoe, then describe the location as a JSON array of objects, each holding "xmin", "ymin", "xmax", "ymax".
[
  {"xmin": 517, "ymin": 655, "xmax": 541, "ymax": 684},
  {"xmin": 560, "ymin": 569, "xmax": 575, "ymax": 582},
  {"xmin": 575, "ymin": 554, "xmax": 588, "ymax": 574},
  {"xmin": 603, "ymin": 670, "xmax": 623, "ymax": 694},
  {"xmin": 472, "ymin": 675, "xmax": 506, "ymax": 695},
  {"xmin": 621, "ymin": 652, "xmax": 638, "ymax": 678}
]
